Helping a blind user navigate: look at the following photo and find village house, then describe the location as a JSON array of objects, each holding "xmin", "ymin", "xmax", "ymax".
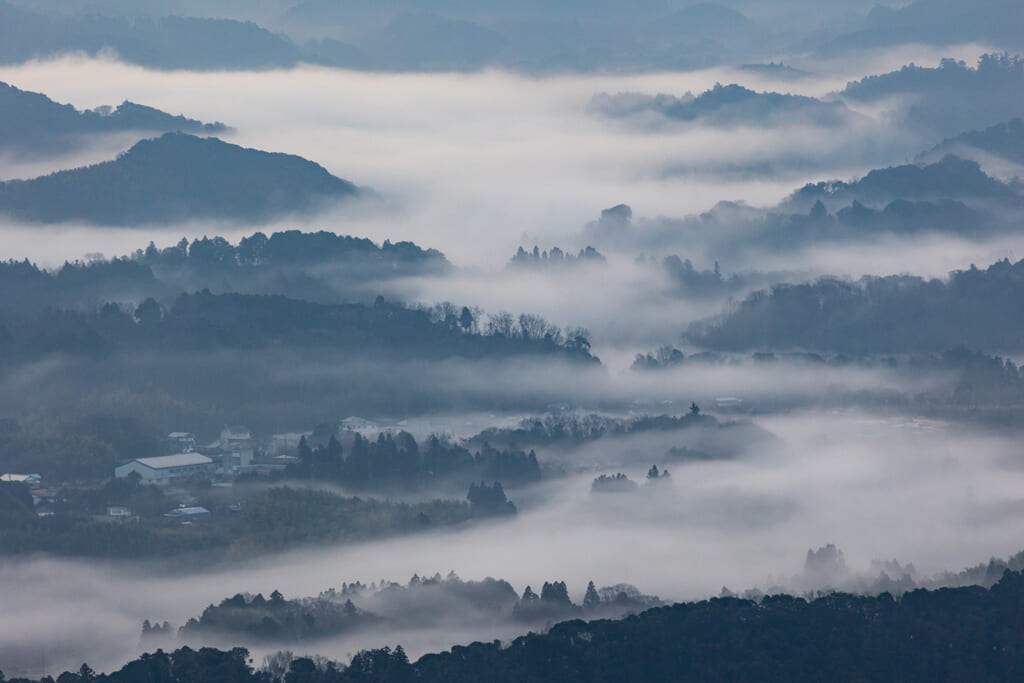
[{"xmin": 114, "ymin": 453, "xmax": 215, "ymax": 483}]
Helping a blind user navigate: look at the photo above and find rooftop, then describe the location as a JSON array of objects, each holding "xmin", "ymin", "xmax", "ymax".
[
  {"xmin": 1, "ymin": 473, "xmax": 40, "ymax": 482},
  {"xmin": 133, "ymin": 453, "xmax": 213, "ymax": 470},
  {"xmin": 164, "ymin": 506, "xmax": 210, "ymax": 517}
]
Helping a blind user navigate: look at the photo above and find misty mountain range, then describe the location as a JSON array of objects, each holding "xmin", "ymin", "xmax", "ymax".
[
  {"xmin": 7, "ymin": 2, "xmax": 1024, "ymax": 682},
  {"xmin": 819, "ymin": 0, "xmax": 1024, "ymax": 56},
  {"xmin": 579, "ymin": 110, "xmax": 1024, "ymax": 259},
  {"xmin": 2, "ymin": 0, "xmax": 1023, "ymax": 73},
  {"xmin": 587, "ymin": 54, "xmax": 1024, "ymax": 180},
  {"xmin": 0, "ymin": 1, "xmax": 304, "ymax": 70},
  {"xmin": 0, "ymin": 132, "xmax": 360, "ymax": 225},
  {"xmin": 921, "ymin": 117, "xmax": 1024, "ymax": 166},
  {"xmin": 783, "ymin": 154, "xmax": 1020, "ymax": 212},
  {"xmin": 581, "ymin": 166, "xmax": 1019, "ymax": 260},
  {"xmin": 838, "ymin": 53, "xmax": 1024, "ymax": 140},
  {"xmin": 0, "ymin": 80, "xmax": 227, "ymax": 159},
  {"xmin": 590, "ymin": 83, "xmax": 854, "ymax": 128}
]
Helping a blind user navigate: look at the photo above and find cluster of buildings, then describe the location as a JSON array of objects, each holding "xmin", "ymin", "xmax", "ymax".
[
  {"xmin": 114, "ymin": 426, "xmax": 257, "ymax": 483},
  {"xmin": 108, "ymin": 422, "xmax": 333, "ymax": 487},
  {"xmin": 1, "ymin": 472, "xmax": 57, "ymax": 506},
  {"xmin": 110, "ymin": 415, "xmax": 465, "ymax": 486}
]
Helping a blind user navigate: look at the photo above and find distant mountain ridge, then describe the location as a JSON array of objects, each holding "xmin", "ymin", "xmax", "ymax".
[
  {"xmin": 579, "ymin": 151, "xmax": 1022, "ymax": 259},
  {"xmin": 0, "ymin": 80, "xmax": 228, "ymax": 157},
  {"xmin": 785, "ymin": 154, "xmax": 1019, "ymax": 212},
  {"xmin": 821, "ymin": 0, "xmax": 1024, "ymax": 55},
  {"xmin": 0, "ymin": 132, "xmax": 361, "ymax": 225},
  {"xmin": 590, "ymin": 83, "xmax": 853, "ymax": 128},
  {"xmin": 921, "ymin": 117, "xmax": 1024, "ymax": 166},
  {"xmin": 0, "ymin": 1, "xmax": 303, "ymax": 70},
  {"xmin": 838, "ymin": 54, "xmax": 1024, "ymax": 140}
]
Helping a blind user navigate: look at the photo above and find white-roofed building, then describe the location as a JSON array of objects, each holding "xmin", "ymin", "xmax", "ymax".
[
  {"xmin": 114, "ymin": 453, "xmax": 215, "ymax": 482},
  {"xmin": 1, "ymin": 473, "xmax": 41, "ymax": 485},
  {"xmin": 164, "ymin": 506, "xmax": 210, "ymax": 519}
]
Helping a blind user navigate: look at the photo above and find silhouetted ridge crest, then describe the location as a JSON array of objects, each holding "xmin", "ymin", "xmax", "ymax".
[
  {"xmin": 0, "ymin": 132, "xmax": 361, "ymax": 225},
  {"xmin": 0, "ymin": 80, "xmax": 228, "ymax": 157}
]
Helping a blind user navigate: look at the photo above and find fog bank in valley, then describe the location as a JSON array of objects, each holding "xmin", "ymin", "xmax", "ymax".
[
  {"xmin": 0, "ymin": 43, "xmax": 996, "ymax": 268},
  {"xmin": 3, "ymin": 411, "xmax": 1023, "ymax": 677}
]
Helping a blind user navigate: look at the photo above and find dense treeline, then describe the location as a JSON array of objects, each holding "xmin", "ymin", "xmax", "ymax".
[
  {"xmin": 592, "ymin": 466, "xmax": 669, "ymax": 493},
  {"xmin": 24, "ymin": 569, "xmax": 1024, "ymax": 683},
  {"xmin": 408, "ymin": 569, "xmax": 1024, "ymax": 682},
  {"xmin": 634, "ymin": 345, "xmax": 1024, "ymax": 384},
  {"xmin": 843, "ymin": 54, "xmax": 1024, "ymax": 100},
  {"xmin": 509, "ymin": 245, "xmax": 605, "ymax": 267},
  {"xmin": 290, "ymin": 432, "xmax": 541, "ymax": 492},
  {"xmin": 232, "ymin": 487, "xmax": 478, "ymax": 556},
  {"xmin": 631, "ymin": 345, "xmax": 1024, "ymax": 426},
  {"xmin": 0, "ymin": 228, "xmax": 597, "ymax": 431},
  {"xmin": 138, "ymin": 231, "xmax": 446, "ymax": 272},
  {"xmin": 0, "ymin": 415, "xmax": 161, "ymax": 481},
  {"xmin": 470, "ymin": 410, "xmax": 711, "ymax": 449},
  {"xmin": 469, "ymin": 410, "xmax": 772, "ymax": 469},
  {"xmin": 688, "ymin": 258, "xmax": 1024, "ymax": 354},
  {"xmin": 176, "ymin": 590, "xmax": 377, "ymax": 644},
  {"xmin": 0, "ymin": 290, "xmax": 596, "ymax": 364},
  {"xmin": 0, "ymin": 483, "xmax": 490, "ymax": 560},
  {"xmin": 0, "ymin": 230, "xmax": 446, "ymax": 316},
  {"xmin": 0, "ymin": 133, "xmax": 359, "ymax": 225},
  {"xmin": 161, "ymin": 574, "xmax": 658, "ymax": 646}
]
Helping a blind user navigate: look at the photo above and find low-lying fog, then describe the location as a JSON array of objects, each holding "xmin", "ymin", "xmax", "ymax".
[
  {"xmin": 4, "ymin": 410, "xmax": 1023, "ymax": 676},
  {"xmin": 0, "ymin": 47, "xmax": 1018, "ymax": 357},
  {"xmin": 0, "ymin": 41, "xmax": 996, "ymax": 274},
  {"xmin": 1, "ymin": 41, "xmax": 1021, "ymax": 681}
]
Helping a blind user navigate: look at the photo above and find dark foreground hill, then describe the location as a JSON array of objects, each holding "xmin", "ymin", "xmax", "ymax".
[
  {"xmin": 0, "ymin": 80, "xmax": 227, "ymax": 158},
  {"xmin": 0, "ymin": 133, "xmax": 361, "ymax": 225},
  {"xmin": 21, "ymin": 569, "xmax": 1024, "ymax": 682}
]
